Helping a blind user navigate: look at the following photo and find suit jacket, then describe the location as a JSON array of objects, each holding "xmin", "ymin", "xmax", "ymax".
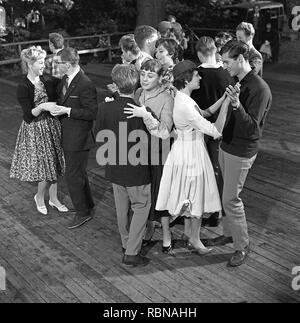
[
  {"xmin": 95, "ymin": 97, "xmax": 151, "ymax": 187},
  {"xmin": 58, "ymin": 69, "xmax": 98, "ymax": 151}
]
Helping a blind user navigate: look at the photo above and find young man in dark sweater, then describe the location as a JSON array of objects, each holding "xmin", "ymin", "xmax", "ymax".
[
  {"xmin": 191, "ymin": 36, "xmax": 233, "ymax": 227},
  {"xmin": 204, "ymin": 40, "xmax": 272, "ymax": 267},
  {"xmin": 95, "ymin": 64, "xmax": 151, "ymax": 267}
]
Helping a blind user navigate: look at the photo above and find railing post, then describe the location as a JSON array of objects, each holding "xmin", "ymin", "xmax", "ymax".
[
  {"xmin": 107, "ymin": 34, "xmax": 112, "ymax": 63},
  {"xmin": 17, "ymin": 44, "xmax": 22, "ymax": 56},
  {"xmin": 17, "ymin": 44, "xmax": 22, "ymax": 69}
]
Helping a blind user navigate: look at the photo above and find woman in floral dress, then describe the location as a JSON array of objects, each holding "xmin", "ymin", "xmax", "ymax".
[{"xmin": 10, "ymin": 46, "xmax": 68, "ymax": 215}]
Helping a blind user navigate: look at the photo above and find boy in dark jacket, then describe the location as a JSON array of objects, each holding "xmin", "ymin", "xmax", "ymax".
[{"xmin": 95, "ymin": 64, "xmax": 151, "ymax": 267}]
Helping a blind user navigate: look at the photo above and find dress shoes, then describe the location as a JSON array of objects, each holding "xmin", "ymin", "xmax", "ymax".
[
  {"xmin": 162, "ymin": 233, "xmax": 175, "ymax": 255},
  {"xmin": 203, "ymin": 235, "xmax": 233, "ymax": 247},
  {"xmin": 49, "ymin": 200, "xmax": 69, "ymax": 213},
  {"xmin": 227, "ymin": 244, "xmax": 251, "ymax": 267},
  {"xmin": 34, "ymin": 194, "xmax": 47, "ymax": 215},
  {"xmin": 122, "ymin": 254, "xmax": 150, "ymax": 267},
  {"xmin": 67, "ymin": 215, "xmax": 92, "ymax": 229}
]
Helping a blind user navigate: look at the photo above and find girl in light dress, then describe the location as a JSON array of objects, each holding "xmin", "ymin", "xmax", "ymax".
[
  {"xmin": 10, "ymin": 46, "xmax": 68, "ymax": 215},
  {"xmin": 155, "ymin": 60, "xmax": 231, "ymax": 254}
]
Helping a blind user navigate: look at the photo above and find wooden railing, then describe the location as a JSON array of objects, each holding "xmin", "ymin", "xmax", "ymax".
[{"xmin": 0, "ymin": 31, "xmax": 129, "ymax": 66}]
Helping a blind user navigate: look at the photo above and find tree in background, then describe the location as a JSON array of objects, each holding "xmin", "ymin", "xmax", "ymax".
[{"xmin": 136, "ymin": 0, "xmax": 165, "ymax": 27}]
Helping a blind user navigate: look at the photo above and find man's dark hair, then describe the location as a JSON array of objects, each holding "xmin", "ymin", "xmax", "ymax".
[
  {"xmin": 134, "ymin": 25, "xmax": 157, "ymax": 50},
  {"xmin": 220, "ymin": 40, "xmax": 249, "ymax": 61},
  {"xmin": 173, "ymin": 68, "xmax": 197, "ymax": 90}
]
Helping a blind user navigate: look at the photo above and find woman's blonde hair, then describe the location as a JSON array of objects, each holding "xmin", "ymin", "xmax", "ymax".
[{"xmin": 20, "ymin": 45, "xmax": 46, "ymax": 74}]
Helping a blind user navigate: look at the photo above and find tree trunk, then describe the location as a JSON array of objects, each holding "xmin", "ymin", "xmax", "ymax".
[{"xmin": 136, "ymin": 0, "xmax": 165, "ymax": 28}]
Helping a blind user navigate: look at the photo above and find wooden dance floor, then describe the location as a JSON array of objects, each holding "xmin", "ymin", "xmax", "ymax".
[{"xmin": 0, "ymin": 76, "xmax": 299, "ymax": 303}]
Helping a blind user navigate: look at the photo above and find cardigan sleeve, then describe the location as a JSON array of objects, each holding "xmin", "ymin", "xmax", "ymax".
[{"xmin": 17, "ymin": 83, "xmax": 35, "ymax": 123}]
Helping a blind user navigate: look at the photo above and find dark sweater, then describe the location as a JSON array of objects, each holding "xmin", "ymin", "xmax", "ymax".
[
  {"xmin": 221, "ymin": 70, "xmax": 272, "ymax": 158},
  {"xmin": 17, "ymin": 75, "xmax": 60, "ymax": 124},
  {"xmin": 191, "ymin": 66, "xmax": 233, "ymax": 122},
  {"xmin": 95, "ymin": 96, "xmax": 151, "ymax": 187}
]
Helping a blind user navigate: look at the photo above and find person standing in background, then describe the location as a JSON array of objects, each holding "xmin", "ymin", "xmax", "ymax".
[
  {"xmin": 134, "ymin": 25, "xmax": 159, "ymax": 71},
  {"xmin": 44, "ymin": 33, "xmax": 64, "ymax": 78},
  {"xmin": 236, "ymin": 22, "xmax": 263, "ymax": 77},
  {"xmin": 192, "ymin": 36, "xmax": 233, "ymax": 227}
]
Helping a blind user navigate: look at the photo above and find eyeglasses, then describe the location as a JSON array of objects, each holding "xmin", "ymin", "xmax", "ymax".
[{"xmin": 54, "ymin": 61, "xmax": 69, "ymax": 65}]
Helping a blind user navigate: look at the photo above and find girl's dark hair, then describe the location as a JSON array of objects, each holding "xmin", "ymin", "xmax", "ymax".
[
  {"xmin": 140, "ymin": 58, "xmax": 164, "ymax": 76},
  {"xmin": 173, "ymin": 68, "xmax": 196, "ymax": 90},
  {"xmin": 156, "ymin": 38, "xmax": 179, "ymax": 63}
]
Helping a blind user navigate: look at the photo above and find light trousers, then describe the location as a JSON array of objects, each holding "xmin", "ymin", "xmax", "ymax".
[
  {"xmin": 219, "ymin": 148, "xmax": 257, "ymax": 251},
  {"xmin": 112, "ymin": 183, "xmax": 151, "ymax": 256}
]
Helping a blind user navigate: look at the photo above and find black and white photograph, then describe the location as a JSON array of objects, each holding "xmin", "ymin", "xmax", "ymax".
[{"xmin": 0, "ymin": 0, "xmax": 299, "ymax": 307}]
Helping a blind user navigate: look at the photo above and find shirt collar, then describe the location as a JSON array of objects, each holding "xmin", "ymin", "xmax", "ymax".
[{"xmin": 67, "ymin": 66, "xmax": 80, "ymax": 85}]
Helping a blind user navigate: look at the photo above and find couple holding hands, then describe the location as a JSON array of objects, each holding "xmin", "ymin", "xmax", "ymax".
[{"xmin": 10, "ymin": 45, "xmax": 98, "ymax": 229}]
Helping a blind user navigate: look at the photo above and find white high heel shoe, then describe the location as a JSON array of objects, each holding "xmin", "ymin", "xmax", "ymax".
[
  {"xmin": 34, "ymin": 194, "xmax": 48, "ymax": 215},
  {"xmin": 49, "ymin": 200, "xmax": 69, "ymax": 212}
]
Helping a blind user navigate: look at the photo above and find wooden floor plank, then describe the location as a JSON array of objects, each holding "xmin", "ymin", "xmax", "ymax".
[{"xmin": 0, "ymin": 255, "xmax": 45, "ymax": 303}]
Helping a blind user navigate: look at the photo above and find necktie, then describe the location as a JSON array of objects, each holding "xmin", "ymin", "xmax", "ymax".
[{"xmin": 61, "ymin": 76, "xmax": 69, "ymax": 100}]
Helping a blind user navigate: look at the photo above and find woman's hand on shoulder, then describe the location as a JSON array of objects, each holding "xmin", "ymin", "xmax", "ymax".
[{"xmin": 124, "ymin": 103, "xmax": 148, "ymax": 119}]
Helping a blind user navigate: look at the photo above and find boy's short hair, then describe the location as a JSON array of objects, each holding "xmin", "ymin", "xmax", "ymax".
[
  {"xmin": 134, "ymin": 25, "xmax": 158, "ymax": 50},
  {"xmin": 57, "ymin": 47, "xmax": 80, "ymax": 66},
  {"xmin": 140, "ymin": 59, "xmax": 164, "ymax": 76},
  {"xmin": 195, "ymin": 36, "xmax": 217, "ymax": 57},
  {"xmin": 220, "ymin": 39, "xmax": 250, "ymax": 61},
  {"xmin": 49, "ymin": 33, "xmax": 64, "ymax": 49},
  {"xmin": 111, "ymin": 64, "xmax": 139, "ymax": 95},
  {"xmin": 236, "ymin": 22, "xmax": 255, "ymax": 37},
  {"xmin": 119, "ymin": 34, "xmax": 140, "ymax": 56}
]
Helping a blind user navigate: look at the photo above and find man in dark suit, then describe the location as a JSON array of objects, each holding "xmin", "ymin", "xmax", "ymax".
[{"xmin": 51, "ymin": 47, "xmax": 98, "ymax": 229}]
